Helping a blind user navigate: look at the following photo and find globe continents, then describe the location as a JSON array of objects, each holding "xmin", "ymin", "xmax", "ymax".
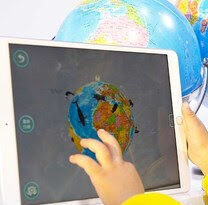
[
  {"xmin": 175, "ymin": 0, "xmax": 208, "ymax": 60},
  {"xmin": 55, "ymin": 0, "xmax": 203, "ymax": 97},
  {"xmin": 67, "ymin": 81, "xmax": 135, "ymax": 159}
]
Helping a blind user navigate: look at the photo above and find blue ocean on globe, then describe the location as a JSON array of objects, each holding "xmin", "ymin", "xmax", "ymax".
[{"xmin": 56, "ymin": 0, "xmax": 203, "ymax": 97}]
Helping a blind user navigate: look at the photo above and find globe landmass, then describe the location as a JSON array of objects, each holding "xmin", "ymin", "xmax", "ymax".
[
  {"xmin": 89, "ymin": 15, "xmax": 149, "ymax": 47},
  {"xmin": 57, "ymin": 0, "xmax": 149, "ymax": 47},
  {"xmin": 67, "ymin": 82, "xmax": 135, "ymax": 158},
  {"xmin": 88, "ymin": 2, "xmax": 149, "ymax": 46},
  {"xmin": 92, "ymin": 83, "xmax": 133, "ymax": 152},
  {"xmin": 177, "ymin": 0, "xmax": 201, "ymax": 25}
]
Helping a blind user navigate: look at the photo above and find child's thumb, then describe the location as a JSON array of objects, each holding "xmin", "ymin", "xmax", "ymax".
[
  {"xmin": 182, "ymin": 102, "xmax": 201, "ymax": 129},
  {"xmin": 182, "ymin": 102, "xmax": 195, "ymax": 116}
]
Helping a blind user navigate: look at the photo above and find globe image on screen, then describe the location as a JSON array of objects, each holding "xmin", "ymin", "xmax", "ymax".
[
  {"xmin": 66, "ymin": 81, "xmax": 136, "ymax": 159},
  {"xmin": 55, "ymin": 0, "xmax": 204, "ymax": 99},
  {"xmin": 176, "ymin": 0, "xmax": 208, "ymax": 60}
]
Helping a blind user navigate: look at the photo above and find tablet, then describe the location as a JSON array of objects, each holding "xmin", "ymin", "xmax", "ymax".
[{"xmin": 0, "ymin": 37, "xmax": 189, "ymax": 205}]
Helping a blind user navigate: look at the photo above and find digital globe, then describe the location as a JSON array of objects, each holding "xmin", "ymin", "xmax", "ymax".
[{"xmin": 66, "ymin": 81, "xmax": 135, "ymax": 159}]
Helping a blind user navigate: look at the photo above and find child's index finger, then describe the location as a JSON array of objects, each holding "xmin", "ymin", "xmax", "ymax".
[
  {"xmin": 97, "ymin": 129, "xmax": 123, "ymax": 162},
  {"xmin": 80, "ymin": 138, "xmax": 113, "ymax": 168}
]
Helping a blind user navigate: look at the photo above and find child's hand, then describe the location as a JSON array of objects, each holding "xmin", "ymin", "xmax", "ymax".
[
  {"xmin": 69, "ymin": 129, "xmax": 144, "ymax": 205},
  {"xmin": 182, "ymin": 102, "xmax": 208, "ymax": 175}
]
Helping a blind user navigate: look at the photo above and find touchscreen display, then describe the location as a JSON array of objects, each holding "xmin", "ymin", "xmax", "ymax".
[{"xmin": 9, "ymin": 44, "xmax": 180, "ymax": 205}]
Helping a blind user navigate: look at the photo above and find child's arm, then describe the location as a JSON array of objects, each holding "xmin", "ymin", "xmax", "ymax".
[{"xmin": 69, "ymin": 129, "xmax": 144, "ymax": 205}]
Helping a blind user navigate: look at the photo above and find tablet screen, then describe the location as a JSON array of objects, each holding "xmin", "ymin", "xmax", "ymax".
[{"xmin": 9, "ymin": 44, "xmax": 180, "ymax": 204}]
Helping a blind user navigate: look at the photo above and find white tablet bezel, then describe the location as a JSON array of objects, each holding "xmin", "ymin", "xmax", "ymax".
[{"xmin": 0, "ymin": 37, "xmax": 189, "ymax": 205}]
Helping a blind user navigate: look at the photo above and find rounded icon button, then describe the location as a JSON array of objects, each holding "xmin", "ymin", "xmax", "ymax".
[
  {"xmin": 13, "ymin": 50, "xmax": 29, "ymax": 68},
  {"xmin": 24, "ymin": 182, "xmax": 40, "ymax": 200},
  {"xmin": 19, "ymin": 115, "xmax": 35, "ymax": 133}
]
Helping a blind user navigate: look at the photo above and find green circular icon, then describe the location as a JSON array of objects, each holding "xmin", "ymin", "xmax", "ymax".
[
  {"xmin": 24, "ymin": 182, "xmax": 39, "ymax": 200},
  {"xmin": 13, "ymin": 50, "xmax": 29, "ymax": 68},
  {"xmin": 19, "ymin": 115, "xmax": 35, "ymax": 133}
]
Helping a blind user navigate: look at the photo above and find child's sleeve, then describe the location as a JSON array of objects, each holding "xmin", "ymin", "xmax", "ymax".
[
  {"xmin": 122, "ymin": 174, "xmax": 208, "ymax": 205},
  {"xmin": 202, "ymin": 175, "xmax": 208, "ymax": 196},
  {"xmin": 122, "ymin": 193, "xmax": 182, "ymax": 205}
]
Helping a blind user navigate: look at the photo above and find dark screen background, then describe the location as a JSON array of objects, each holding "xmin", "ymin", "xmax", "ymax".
[{"xmin": 9, "ymin": 44, "xmax": 180, "ymax": 205}]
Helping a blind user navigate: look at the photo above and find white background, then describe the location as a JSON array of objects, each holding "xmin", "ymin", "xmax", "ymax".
[
  {"xmin": 0, "ymin": 0, "xmax": 82, "ymax": 40},
  {"xmin": 0, "ymin": 0, "xmax": 208, "ymax": 205}
]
